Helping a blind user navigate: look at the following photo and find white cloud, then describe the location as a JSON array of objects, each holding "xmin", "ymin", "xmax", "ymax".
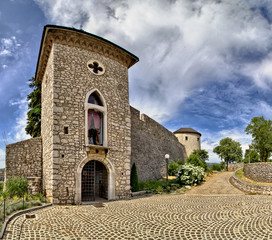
[
  {"xmin": 34, "ymin": 0, "xmax": 272, "ymax": 123},
  {"xmin": 8, "ymin": 97, "xmax": 30, "ymax": 142},
  {"xmin": 9, "ymin": 99, "xmax": 27, "ymax": 106},
  {"xmin": 0, "ymin": 148, "xmax": 5, "ymax": 168},
  {"xmin": 2, "ymin": 64, "xmax": 8, "ymax": 69},
  {"xmin": 0, "ymin": 36, "xmax": 21, "ymax": 57},
  {"xmin": 202, "ymin": 128, "xmax": 252, "ymax": 163},
  {"xmin": 0, "ymin": 49, "xmax": 11, "ymax": 56}
]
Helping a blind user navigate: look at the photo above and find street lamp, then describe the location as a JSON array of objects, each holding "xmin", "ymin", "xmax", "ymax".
[{"xmin": 165, "ymin": 154, "xmax": 170, "ymax": 184}]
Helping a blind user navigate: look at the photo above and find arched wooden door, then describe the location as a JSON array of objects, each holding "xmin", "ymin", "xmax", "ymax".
[{"xmin": 81, "ymin": 160, "xmax": 108, "ymax": 201}]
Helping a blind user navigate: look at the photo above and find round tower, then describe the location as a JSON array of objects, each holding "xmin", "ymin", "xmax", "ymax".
[{"xmin": 174, "ymin": 128, "xmax": 201, "ymax": 158}]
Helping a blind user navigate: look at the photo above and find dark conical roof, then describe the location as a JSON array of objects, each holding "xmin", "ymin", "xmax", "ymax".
[{"xmin": 173, "ymin": 127, "xmax": 201, "ymax": 136}]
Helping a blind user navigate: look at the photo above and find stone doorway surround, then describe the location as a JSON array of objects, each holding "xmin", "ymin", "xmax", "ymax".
[{"xmin": 75, "ymin": 154, "xmax": 115, "ymax": 203}]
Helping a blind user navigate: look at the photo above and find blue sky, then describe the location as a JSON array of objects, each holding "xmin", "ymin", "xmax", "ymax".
[{"xmin": 1, "ymin": 0, "xmax": 272, "ymax": 167}]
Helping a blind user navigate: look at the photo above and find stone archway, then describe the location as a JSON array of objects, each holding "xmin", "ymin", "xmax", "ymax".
[{"xmin": 75, "ymin": 157, "xmax": 115, "ymax": 203}]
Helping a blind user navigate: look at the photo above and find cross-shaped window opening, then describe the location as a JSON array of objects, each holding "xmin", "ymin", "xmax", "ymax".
[{"xmin": 88, "ymin": 61, "xmax": 103, "ymax": 74}]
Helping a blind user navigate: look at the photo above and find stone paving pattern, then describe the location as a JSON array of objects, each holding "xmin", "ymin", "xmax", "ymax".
[{"xmin": 4, "ymin": 173, "xmax": 272, "ymax": 239}]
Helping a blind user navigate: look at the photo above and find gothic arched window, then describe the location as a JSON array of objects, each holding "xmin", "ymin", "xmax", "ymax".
[
  {"xmin": 85, "ymin": 90, "xmax": 107, "ymax": 147},
  {"xmin": 88, "ymin": 92, "xmax": 103, "ymax": 106}
]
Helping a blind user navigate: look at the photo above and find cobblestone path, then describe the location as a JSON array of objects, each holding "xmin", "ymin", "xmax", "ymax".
[
  {"xmin": 186, "ymin": 172, "xmax": 245, "ymax": 195},
  {"xmin": 4, "ymin": 173, "xmax": 272, "ymax": 239}
]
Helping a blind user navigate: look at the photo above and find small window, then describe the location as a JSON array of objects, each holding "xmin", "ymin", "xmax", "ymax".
[
  {"xmin": 87, "ymin": 59, "xmax": 105, "ymax": 75},
  {"xmin": 64, "ymin": 127, "xmax": 68, "ymax": 134},
  {"xmin": 185, "ymin": 136, "xmax": 188, "ymax": 141},
  {"xmin": 197, "ymin": 138, "xmax": 200, "ymax": 141},
  {"xmin": 88, "ymin": 92, "xmax": 103, "ymax": 106}
]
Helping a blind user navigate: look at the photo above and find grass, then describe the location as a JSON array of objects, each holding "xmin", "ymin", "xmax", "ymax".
[
  {"xmin": 0, "ymin": 199, "xmax": 44, "ymax": 222},
  {"xmin": 235, "ymin": 169, "xmax": 272, "ymax": 186},
  {"xmin": 138, "ymin": 179, "xmax": 179, "ymax": 192}
]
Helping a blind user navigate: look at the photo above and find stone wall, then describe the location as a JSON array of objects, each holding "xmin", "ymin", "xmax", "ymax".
[
  {"xmin": 230, "ymin": 171, "xmax": 272, "ymax": 195},
  {"xmin": 5, "ymin": 137, "xmax": 42, "ymax": 195},
  {"xmin": 131, "ymin": 107, "xmax": 186, "ymax": 182},
  {"xmin": 244, "ymin": 163, "xmax": 272, "ymax": 183},
  {"xmin": 228, "ymin": 163, "xmax": 244, "ymax": 172},
  {"xmin": 41, "ymin": 43, "xmax": 55, "ymax": 201}
]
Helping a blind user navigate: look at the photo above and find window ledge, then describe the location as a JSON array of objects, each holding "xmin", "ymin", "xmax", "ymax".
[{"xmin": 85, "ymin": 144, "xmax": 109, "ymax": 152}]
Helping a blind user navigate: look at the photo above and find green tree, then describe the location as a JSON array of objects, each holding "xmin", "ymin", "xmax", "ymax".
[
  {"xmin": 130, "ymin": 163, "xmax": 139, "ymax": 192},
  {"xmin": 186, "ymin": 154, "xmax": 206, "ymax": 169},
  {"xmin": 244, "ymin": 149, "xmax": 260, "ymax": 163},
  {"xmin": 192, "ymin": 149, "xmax": 209, "ymax": 170},
  {"xmin": 213, "ymin": 137, "xmax": 242, "ymax": 171},
  {"xmin": 168, "ymin": 161, "xmax": 179, "ymax": 176},
  {"xmin": 25, "ymin": 77, "xmax": 41, "ymax": 137},
  {"xmin": 245, "ymin": 116, "xmax": 272, "ymax": 162}
]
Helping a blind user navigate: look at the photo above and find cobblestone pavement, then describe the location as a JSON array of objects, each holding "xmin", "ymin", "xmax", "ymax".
[
  {"xmin": 186, "ymin": 172, "xmax": 245, "ymax": 195},
  {"xmin": 4, "ymin": 173, "xmax": 272, "ymax": 240}
]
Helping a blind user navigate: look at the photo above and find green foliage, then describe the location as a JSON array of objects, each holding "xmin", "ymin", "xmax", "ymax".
[
  {"xmin": 168, "ymin": 161, "xmax": 179, "ymax": 176},
  {"xmin": 176, "ymin": 164, "xmax": 205, "ymax": 186},
  {"xmin": 211, "ymin": 162, "xmax": 225, "ymax": 171},
  {"xmin": 6, "ymin": 177, "xmax": 28, "ymax": 198},
  {"xmin": 177, "ymin": 159, "xmax": 183, "ymax": 165},
  {"xmin": 156, "ymin": 186, "xmax": 163, "ymax": 194},
  {"xmin": 138, "ymin": 179, "xmax": 180, "ymax": 193},
  {"xmin": 30, "ymin": 193, "xmax": 47, "ymax": 203},
  {"xmin": 192, "ymin": 149, "xmax": 209, "ymax": 163},
  {"xmin": 25, "ymin": 77, "xmax": 41, "ymax": 137},
  {"xmin": 24, "ymin": 193, "xmax": 29, "ymax": 201},
  {"xmin": 0, "ymin": 198, "xmax": 43, "ymax": 222},
  {"xmin": 165, "ymin": 186, "xmax": 171, "ymax": 193},
  {"xmin": 1, "ymin": 191, "xmax": 8, "ymax": 199},
  {"xmin": 130, "ymin": 163, "xmax": 139, "ymax": 192},
  {"xmin": 192, "ymin": 149, "xmax": 208, "ymax": 170},
  {"xmin": 139, "ymin": 180, "xmax": 166, "ymax": 191},
  {"xmin": 244, "ymin": 149, "xmax": 260, "ymax": 163},
  {"xmin": 186, "ymin": 154, "xmax": 206, "ymax": 170},
  {"xmin": 245, "ymin": 116, "xmax": 272, "ymax": 162},
  {"xmin": 213, "ymin": 137, "xmax": 243, "ymax": 170}
]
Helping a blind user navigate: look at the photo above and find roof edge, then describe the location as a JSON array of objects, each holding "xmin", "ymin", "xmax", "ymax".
[
  {"xmin": 173, "ymin": 128, "xmax": 201, "ymax": 136},
  {"xmin": 35, "ymin": 25, "xmax": 139, "ymax": 82}
]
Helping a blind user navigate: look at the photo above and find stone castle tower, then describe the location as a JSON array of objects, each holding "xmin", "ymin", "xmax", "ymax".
[
  {"xmin": 174, "ymin": 128, "xmax": 201, "ymax": 158},
  {"xmin": 37, "ymin": 25, "xmax": 138, "ymax": 204},
  {"xmin": 6, "ymin": 25, "xmax": 187, "ymax": 205}
]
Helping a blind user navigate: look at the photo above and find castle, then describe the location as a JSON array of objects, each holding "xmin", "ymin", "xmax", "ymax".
[{"xmin": 5, "ymin": 25, "xmax": 200, "ymax": 204}]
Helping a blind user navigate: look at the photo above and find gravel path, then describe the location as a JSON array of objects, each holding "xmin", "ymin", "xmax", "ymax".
[{"xmin": 186, "ymin": 172, "xmax": 245, "ymax": 195}]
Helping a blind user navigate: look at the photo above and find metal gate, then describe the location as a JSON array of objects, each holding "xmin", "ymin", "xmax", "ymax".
[{"xmin": 81, "ymin": 160, "xmax": 108, "ymax": 201}]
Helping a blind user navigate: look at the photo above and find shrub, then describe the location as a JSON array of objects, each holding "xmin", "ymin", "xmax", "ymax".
[
  {"xmin": 139, "ymin": 180, "xmax": 166, "ymax": 191},
  {"xmin": 6, "ymin": 177, "xmax": 28, "ymax": 198},
  {"xmin": 219, "ymin": 161, "xmax": 225, "ymax": 170},
  {"xmin": 177, "ymin": 159, "xmax": 183, "ymax": 165},
  {"xmin": 168, "ymin": 161, "xmax": 179, "ymax": 176},
  {"xmin": 156, "ymin": 186, "xmax": 163, "ymax": 194},
  {"xmin": 176, "ymin": 164, "xmax": 205, "ymax": 186},
  {"xmin": 165, "ymin": 186, "xmax": 171, "ymax": 193},
  {"xmin": 211, "ymin": 162, "xmax": 225, "ymax": 171},
  {"xmin": 130, "ymin": 163, "xmax": 139, "ymax": 192},
  {"xmin": 186, "ymin": 154, "xmax": 206, "ymax": 169}
]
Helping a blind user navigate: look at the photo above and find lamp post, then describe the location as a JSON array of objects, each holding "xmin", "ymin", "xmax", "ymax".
[{"xmin": 165, "ymin": 154, "xmax": 170, "ymax": 184}]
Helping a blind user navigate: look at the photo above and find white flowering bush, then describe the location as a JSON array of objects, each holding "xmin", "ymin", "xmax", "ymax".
[{"xmin": 176, "ymin": 164, "xmax": 205, "ymax": 186}]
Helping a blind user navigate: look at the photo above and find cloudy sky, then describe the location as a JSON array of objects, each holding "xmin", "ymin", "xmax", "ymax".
[{"xmin": 1, "ymin": 0, "xmax": 272, "ymax": 167}]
